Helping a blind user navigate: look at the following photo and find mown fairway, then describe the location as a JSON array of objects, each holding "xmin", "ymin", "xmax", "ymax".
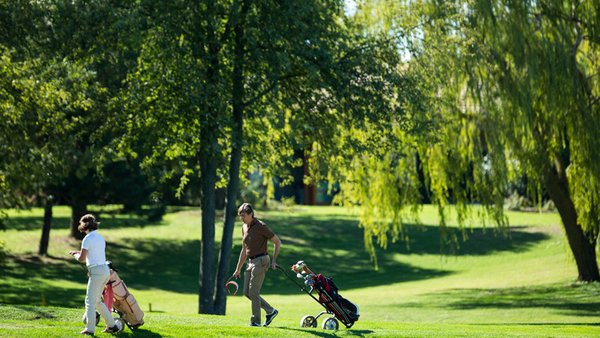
[{"xmin": 1, "ymin": 205, "xmax": 599, "ymax": 337}]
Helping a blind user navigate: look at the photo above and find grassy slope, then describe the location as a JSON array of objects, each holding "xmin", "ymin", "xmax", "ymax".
[{"xmin": 0, "ymin": 205, "xmax": 599, "ymax": 337}]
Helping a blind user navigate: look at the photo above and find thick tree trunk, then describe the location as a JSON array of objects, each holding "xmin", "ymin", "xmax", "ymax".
[
  {"xmin": 38, "ymin": 197, "xmax": 53, "ymax": 256},
  {"xmin": 214, "ymin": 135, "xmax": 242, "ymax": 315},
  {"xmin": 70, "ymin": 201, "xmax": 87, "ymax": 240},
  {"xmin": 197, "ymin": 0, "xmax": 222, "ymax": 314},
  {"xmin": 198, "ymin": 153, "xmax": 218, "ymax": 314},
  {"xmin": 544, "ymin": 162, "xmax": 600, "ymax": 282},
  {"xmin": 214, "ymin": 1, "xmax": 249, "ymax": 314}
]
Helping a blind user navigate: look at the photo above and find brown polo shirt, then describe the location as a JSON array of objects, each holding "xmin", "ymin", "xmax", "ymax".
[{"xmin": 243, "ymin": 218, "xmax": 274, "ymax": 258}]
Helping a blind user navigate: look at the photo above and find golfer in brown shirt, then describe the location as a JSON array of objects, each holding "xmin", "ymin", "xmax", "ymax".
[{"xmin": 232, "ymin": 203, "xmax": 281, "ymax": 327}]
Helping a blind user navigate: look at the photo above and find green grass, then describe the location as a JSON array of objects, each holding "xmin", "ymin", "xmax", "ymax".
[{"xmin": 1, "ymin": 205, "xmax": 599, "ymax": 337}]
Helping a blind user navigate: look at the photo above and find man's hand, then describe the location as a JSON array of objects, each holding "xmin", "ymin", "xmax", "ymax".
[
  {"xmin": 270, "ymin": 234, "xmax": 281, "ymax": 270},
  {"xmin": 232, "ymin": 269, "xmax": 241, "ymax": 279}
]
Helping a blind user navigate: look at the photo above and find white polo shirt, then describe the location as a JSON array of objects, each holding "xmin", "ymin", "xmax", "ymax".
[{"xmin": 81, "ymin": 230, "xmax": 107, "ymax": 267}]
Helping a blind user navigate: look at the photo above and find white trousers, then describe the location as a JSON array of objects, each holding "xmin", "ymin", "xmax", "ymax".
[{"xmin": 84, "ymin": 264, "xmax": 115, "ymax": 333}]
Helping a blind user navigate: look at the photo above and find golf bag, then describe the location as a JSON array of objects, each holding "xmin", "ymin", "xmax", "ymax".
[
  {"xmin": 104, "ymin": 267, "xmax": 144, "ymax": 329},
  {"xmin": 285, "ymin": 261, "xmax": 360, "ymax": 329},
  {"xmin": 314, "ymin": 274, "xmax": 360, "ymax": 324}
]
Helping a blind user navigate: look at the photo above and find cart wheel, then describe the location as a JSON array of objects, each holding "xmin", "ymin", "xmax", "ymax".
[
  {"xmin": 300, "ymin": 315, "xmax": 317, "ymax": 328},
  {"xmin": 322, "ymin": 317, "xmax": 339, "ymax": 330},
  {"xmin": 114, "ymin": 318, "xmax": 125, "ymax": 333}
]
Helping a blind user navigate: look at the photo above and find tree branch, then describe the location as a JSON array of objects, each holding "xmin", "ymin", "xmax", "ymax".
[
  {"xmin": 243, "ymin": 72, "xmax": 306, "ymax": 107},
  {"xmin": 218, "ymin": 0, "xmax": 242, "ymax": 52}
]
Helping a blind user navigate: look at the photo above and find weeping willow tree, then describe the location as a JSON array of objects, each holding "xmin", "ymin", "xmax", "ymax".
[
  {"xmin": 460, "ymin": 0, "xmax": 600, "ymax": 282},
  {"xmin": 314, "ymin": 0, "xmax": 600, "ymax": 281}
]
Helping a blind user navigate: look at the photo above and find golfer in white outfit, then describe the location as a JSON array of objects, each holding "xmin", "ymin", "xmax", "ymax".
[{"xmin": 69, "ymin": 214, "xmax": 120, "ymax": 335}]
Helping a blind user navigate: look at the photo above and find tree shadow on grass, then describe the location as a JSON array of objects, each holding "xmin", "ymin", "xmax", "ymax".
[
  {"xmin": 1, "ymin": 211, "xmax": 553, "ymax": 307},
  {"xmin": 10, "ymin": 305, "xmax": 58, "ymax": 320},
  {"xmin": 3, "ymin": 212, "xmax": 164, "ymax": 231},
  {"xmin": 0, "ymin": 239, "xmax": 203, "ymax": 308},
  {"xmin": 106, "ymin": 217, "xmax": 548, "ymax": 295},
  {"xmin": 271, "ymin": 214, "xmax": 550, "ymax": 256},
  {"xmin": 276, "ymin": 327, "xmax": 374, "ymax": 337},
  {"xmin": 0, "ymin": 237, "xmax": 445, "ymax": 305},
  {"xmin": 3, "ymin": 215, "xmax": 73, "ymax": 231},
  {"xmin": 103, "ymin": 238, "xmax": 448, "ymax": 295},
  {"xmin": 111, "ymin": 328, "xmax": 163, "ymax": 337},
  {"xmin": 399, "ymin": 225, "xmax": 550, "ymax": 256},
  {"xmin": 106, "ymin": 240, "xmax": 201, "ymax": 294},
  {"xmin": 100, "ymin": 220, "xmax": 452, "ymax": 295},
  {"xmin": 421, "ymin": 284, "xmax": 600, "ymax": 319},
  {"xmin": 1, "ymin": 275, "xmax": 86, "ymax": 308},
  {"xmin": 261, "ymin": 215, "xmax": 549, "ymax": 292},
  {"xmin": 1, "ymin": 255, "xmax": 90, "ymax": 307}
]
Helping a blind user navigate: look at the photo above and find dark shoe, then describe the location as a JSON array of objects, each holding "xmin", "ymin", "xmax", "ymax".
[
  {"xmin": 264, "ymin": 309, "xmax": 278, "ymax": 327},
  {"xmin": 79, "ymin": 329, "xmax": 94, "ymax": 336},
  {"xmin": 249, "ymin": 322, "xmax": 261, "ymax": 327},
  {"xmin": 102, "ymin": 325, "xmax": 120, "ymax": 333}
]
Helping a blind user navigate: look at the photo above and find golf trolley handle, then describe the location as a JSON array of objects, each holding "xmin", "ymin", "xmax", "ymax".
[{"xmin": 275, "ymin": 266, "xmax": 321, "ymax": 303}]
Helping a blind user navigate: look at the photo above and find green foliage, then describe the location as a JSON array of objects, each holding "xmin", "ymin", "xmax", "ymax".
[
  {"xmin": 114, "ymin": 0, "xmax": 406, "ymax": 314},
  {"xmin": 0, "ymin": 1, "xmax": 159, "ymax": 218},
  {"xmin": 0, "ymin": 44, "xmax": 102, "ymax": 206},
  {"xmin": 116, "ymin": 0, "xmax": 382, "ymax": 193},
  {"xmin": 328, "ymin": 0, "xmax": 600, "ymax": 275}
]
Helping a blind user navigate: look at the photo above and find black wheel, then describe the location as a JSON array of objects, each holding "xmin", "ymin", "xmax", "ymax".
[
  {"xmin": 114, "ymin": 318, "xmax": 125, "ymax": 333},
  {"xmin": 322, "ymin": 317, "xmax": 339, "ymax": 330},
  {"xmin": 300, "ymin": 315, "xmax": 317, "ymax": 328}
]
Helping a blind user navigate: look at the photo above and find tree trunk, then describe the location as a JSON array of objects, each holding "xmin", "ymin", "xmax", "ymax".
[
  {"xmin": 197, "ymin": 0, "xmax": 222, "ymax": 314},
  {"xmin": 214, "ymin": 134, "xmax": 242, "ymax": 315},
  {"xmin": 38, "ymin": 197, "xmax": 53, "ymax": 256},
  {"xmin": 544, "ymin": 161, "xmax": 600, "ymax": 282},
  {"xmin": 214, "ymin": 0, "xmax": 249, "ymax": 314},
  {"xmin": 70, "ymin": 201, "xmax": 87, "ymax": 240},
  {"xmin": 198, "ymin": 153, "xmax": 218, "ymax": 314}
]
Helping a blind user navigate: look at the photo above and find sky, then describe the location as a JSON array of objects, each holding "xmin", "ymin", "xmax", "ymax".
[{"xmin": 344, "ymin": 0, "xmax": 358, "ymax": 16}]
